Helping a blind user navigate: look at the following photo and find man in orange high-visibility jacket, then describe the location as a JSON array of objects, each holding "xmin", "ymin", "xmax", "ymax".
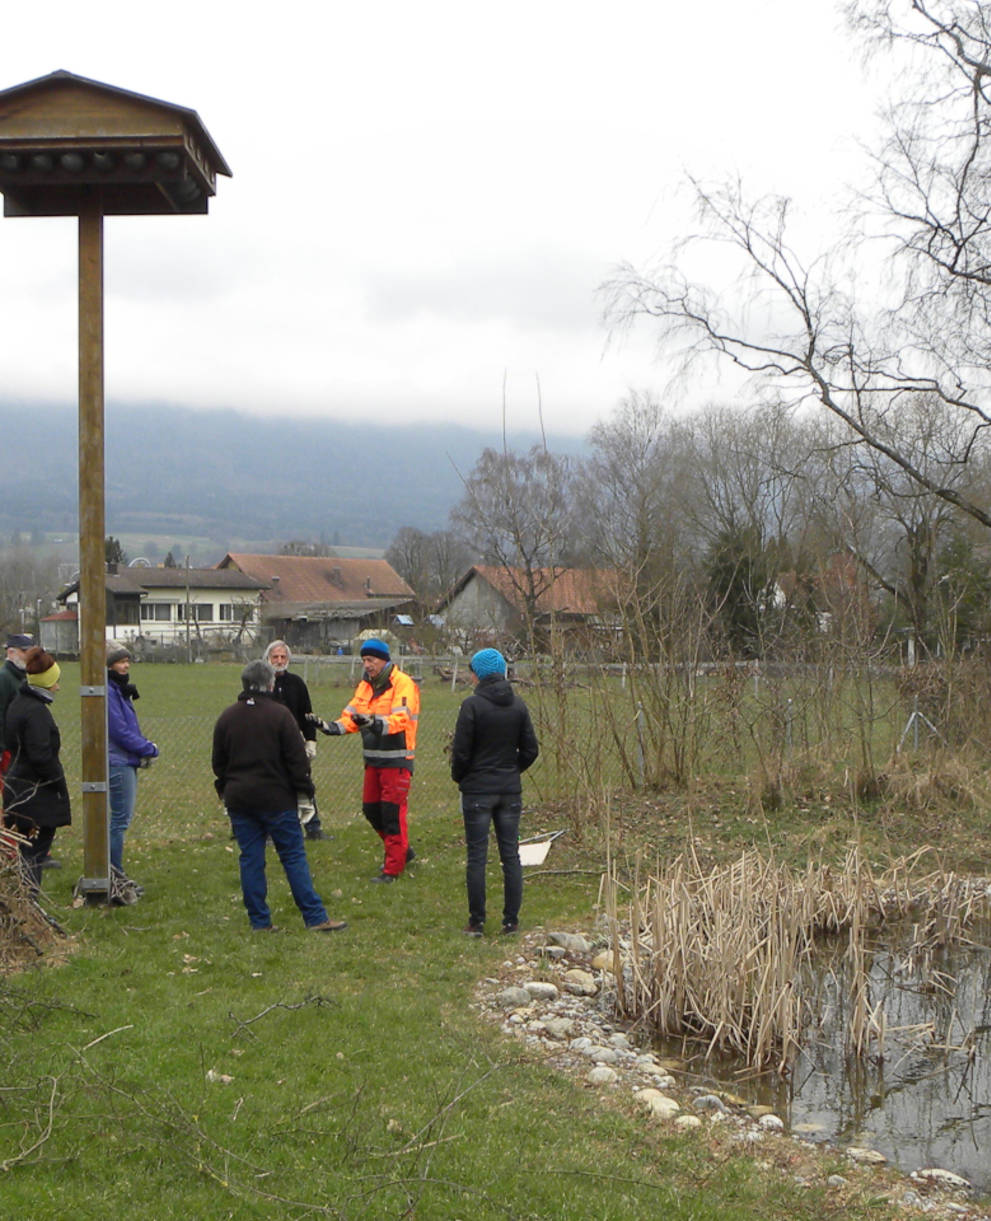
[{"xmin": 309, "ymin": 638, "xmax": 419, "ymax": 882}]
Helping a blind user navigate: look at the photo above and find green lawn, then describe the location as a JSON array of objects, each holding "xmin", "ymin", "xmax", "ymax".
[{"xmin": 0, "ymin": 662, "xmax": 966, "ymax": 1218}]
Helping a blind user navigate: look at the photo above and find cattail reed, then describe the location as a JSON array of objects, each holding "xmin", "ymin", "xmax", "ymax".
[{"xmin": 606, "ymin": 847, "xmax": 989, "ymax": 1070}]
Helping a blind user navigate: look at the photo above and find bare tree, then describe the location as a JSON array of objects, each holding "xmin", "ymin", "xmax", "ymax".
[
  {"xmin": 385, "ymin": 527, "xmax": 429, "ymax": 595},
  {"xmin": 574, "ymin": 392, "xmax": 703, "ymax": 663},
  {"xmin": 852, "ymin": 0, "xmax": 991, "ymax": 368},
  {"xmin": 579, "ymin": 391, "xmax": 685, "ymax": 581},
  {"xmin": 386, "ymin": 527, "xmax": 472, "ymax": 607},
  {"xmin": 605, "ymin": 1, "xmax": 991, "ymax": 530},
  {"xmin": 830, "ymin": 394, "xmax": 991, "ymax": 650},
  {"xmin": 578, "ymin": 394, "xmax": 859, "ymax": 660},
  {"xmin": 678, "ymin": 402, "xmax": 830, "ymax": 561},
  {"xmin": 0, "ymin": 546, "xmax": 60, "ymax": 637},
  {"xmin": 428, "ymin": 530, "xmax": 473, "ymax": 601},
  {"xmin": 225, "ymin": 596, "xmax": 262, "ymax": 649},
  {"xmin": 450, "ymin": 445, "xmax": 576, "ymax": 640}
]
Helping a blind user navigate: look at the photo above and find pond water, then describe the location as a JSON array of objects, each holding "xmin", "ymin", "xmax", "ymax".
[{"xmin": 654, "ymin": 922, "xmax": 991, "ymax": 1191}]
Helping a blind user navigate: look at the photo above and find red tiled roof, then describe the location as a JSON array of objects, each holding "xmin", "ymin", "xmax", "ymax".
[
  {"xmin": 444, "ymin": 565, "xmax": 615, "ymax": 616},
  {"xmin": 219, "ymin": 554, "xmax": 414, "ymax": 605}
]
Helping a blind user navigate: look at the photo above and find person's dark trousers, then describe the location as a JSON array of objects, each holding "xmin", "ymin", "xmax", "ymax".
[
  {"xmin": 362, "ymin": 766, "xmax": 411, "ymax": 876},
  {"xmin": 461, "ymin": 793, "xmax": 523, "ymax": 928},
  {"xmin": 228, "ymin": 807, "xmax": 328, "ymax": 929}
]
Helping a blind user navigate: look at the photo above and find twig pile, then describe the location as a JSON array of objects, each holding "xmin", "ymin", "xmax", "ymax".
[{"xmin": 0, "ymin": 825, "xmax": 64, "ymax": 973}]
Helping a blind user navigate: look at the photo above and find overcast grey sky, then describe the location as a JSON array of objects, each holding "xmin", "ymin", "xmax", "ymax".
[{"xmin": 0, "ymin": 0, "xmax": 880, "ymax": 437}]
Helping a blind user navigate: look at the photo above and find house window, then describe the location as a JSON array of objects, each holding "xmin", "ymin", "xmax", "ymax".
[
  {"xmin": 219, "ymin": 604, "xmax": 254, "ymax": 623},
  {"xmin": 140, "ymin": 603, "xmax": 173, "ymax": 621},
  {"xmin": 178, "ymin": 603, "xmax": 214, "ymax": 622}
]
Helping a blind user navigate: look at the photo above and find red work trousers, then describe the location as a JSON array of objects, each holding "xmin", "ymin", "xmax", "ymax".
[{"xmin": 362, "ymin": 765, "xmax": 411, "ymax": 876}]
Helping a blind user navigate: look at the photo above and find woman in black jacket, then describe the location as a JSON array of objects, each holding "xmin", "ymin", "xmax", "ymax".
[
  {"xmin": 450, "ymin": 648, "xmax": 539, "ymax": 936},
  {"xmin": 2, "ymin": 647, "xmax": 70, "ymax": 889}
]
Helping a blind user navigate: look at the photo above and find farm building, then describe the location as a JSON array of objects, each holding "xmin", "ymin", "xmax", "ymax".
[
  {"xmin": 436, "ymin": 564, "xmax": 618, "ymax": 652},
  {"xmin": 216, "ymin": 553, "xmax": 415, "ymax": 652}
]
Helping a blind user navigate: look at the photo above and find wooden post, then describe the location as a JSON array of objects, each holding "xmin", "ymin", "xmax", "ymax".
[
  {"xmin": 77, "ymin": 200, "xmax": 110, "ymax": 895},
  {"xmin": 0, "ymin": 71, "xmax": 231, "ymax": 903}
]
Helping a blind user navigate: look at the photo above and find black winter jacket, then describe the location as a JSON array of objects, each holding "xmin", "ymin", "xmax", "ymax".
[
  {"xmin": 0, "ymin": 658, "xmax": 26, "ymax": 755},
  {"xmin": 212, "ymin": 691, "xmax": 315, "ymax": 814},
  {"xmin": 450, "ymin": 676, "xmax": 539, "ymax": 794},
  {"xmin": 3, "ymin": 686, "xmax": 71, "ymax": 828},
  {"xmin": 272, "ymin": 669, "xmax": 316, "ymax": 741}
]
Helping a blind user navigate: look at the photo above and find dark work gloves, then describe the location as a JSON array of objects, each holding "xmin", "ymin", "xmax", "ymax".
[{"xmin": 306, "ymin": 713, "xmax": 342, "ymax": 736}]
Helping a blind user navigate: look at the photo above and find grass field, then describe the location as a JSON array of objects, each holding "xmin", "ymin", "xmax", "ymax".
[{"xmin": 2, "ymin": 662, "xmax": 987, "ymax": 1218}]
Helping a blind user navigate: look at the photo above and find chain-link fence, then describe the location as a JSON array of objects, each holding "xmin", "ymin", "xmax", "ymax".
[
  {"xmin": 32, "ymin": 652, "xmax": 977, "ymax": 841},
  {"xmin": 48, "ymin": 658, "xmax": 510, "ymax": 832}
]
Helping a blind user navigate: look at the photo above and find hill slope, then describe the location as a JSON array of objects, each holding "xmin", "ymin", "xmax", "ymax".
[{"xmin": 0, "ymin": 401, "xmax": 585, "ymax": 550}]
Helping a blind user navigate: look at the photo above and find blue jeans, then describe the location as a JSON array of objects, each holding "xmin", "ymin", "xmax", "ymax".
[
  {"xmin": 462, "ymin": 793, "xmax": 523, "ymax": 927},
  {"xmin": 109, "ymin": 763, "xmax": 138, "ymax": 873},
  {"xmin": 228, "ymin": 807, "xmax": 328, "ymax": 929}
]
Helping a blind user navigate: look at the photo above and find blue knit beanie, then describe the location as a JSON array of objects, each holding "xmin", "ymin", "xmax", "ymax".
[
  {"xmin": 470, "ymin": 648, "xmax": 506, "ymax": 679},
  {"xmin": 360, "ymin": 638, "xmax": 391, "ymax": 661}
]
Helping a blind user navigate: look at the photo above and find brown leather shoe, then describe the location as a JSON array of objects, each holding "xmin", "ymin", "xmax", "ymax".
[{"xmin": 309, "ymin": 919, "xmax": 348, "ymax": 932}]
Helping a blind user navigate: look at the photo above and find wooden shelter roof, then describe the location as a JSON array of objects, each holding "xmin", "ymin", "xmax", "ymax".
[{"xmin": 0, "ymin": 69, "xmax": 231, "ymax": 215}]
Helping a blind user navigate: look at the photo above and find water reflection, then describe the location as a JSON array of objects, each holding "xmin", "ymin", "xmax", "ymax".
[{"xmin": 654, "ymin": 920, "xmax": 991, "ymax": 1190}]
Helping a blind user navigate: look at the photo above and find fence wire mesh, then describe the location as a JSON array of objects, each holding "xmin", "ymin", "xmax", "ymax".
[{"xmin": 35, "ymin": 654, "xmax": 956, "ymax": 839}]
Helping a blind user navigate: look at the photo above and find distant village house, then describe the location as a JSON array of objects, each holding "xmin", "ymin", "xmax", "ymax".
[
  {"xmin": 436, "ymin": 564, "xmax": 618, "ymax": 653},
  {"xmin": 216, "ymin": 553, "xmax": 415, "ymax": 652},
  {"xmin": 51, "ymin": 564, "xmax": 268, "ymax": 655}
]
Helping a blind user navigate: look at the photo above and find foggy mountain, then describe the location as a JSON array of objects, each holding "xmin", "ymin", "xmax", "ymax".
[{"xmin": 0, "ymin": 401, "xmax": 586, "ymax": 551}]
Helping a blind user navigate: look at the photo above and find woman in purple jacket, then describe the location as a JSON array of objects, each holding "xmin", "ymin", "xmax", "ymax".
[{"xmin": 106, "ymin": 641, "xmax": 158, "ymax": 888}]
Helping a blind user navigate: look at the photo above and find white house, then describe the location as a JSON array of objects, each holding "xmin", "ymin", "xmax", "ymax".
[{"xmin": 56, "ymin": 565, "xmax": 268, "ymax": 653}]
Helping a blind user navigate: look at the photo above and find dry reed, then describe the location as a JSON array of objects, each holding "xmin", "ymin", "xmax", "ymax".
[{"xmin": 608, "ymin": 845, "xmax": 990, "ymax": 1072}]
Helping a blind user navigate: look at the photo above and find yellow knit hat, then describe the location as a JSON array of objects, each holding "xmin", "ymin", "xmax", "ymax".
[{"xmin": 26, "ymin": 647, "xmax": 61, "ymax": 689}]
